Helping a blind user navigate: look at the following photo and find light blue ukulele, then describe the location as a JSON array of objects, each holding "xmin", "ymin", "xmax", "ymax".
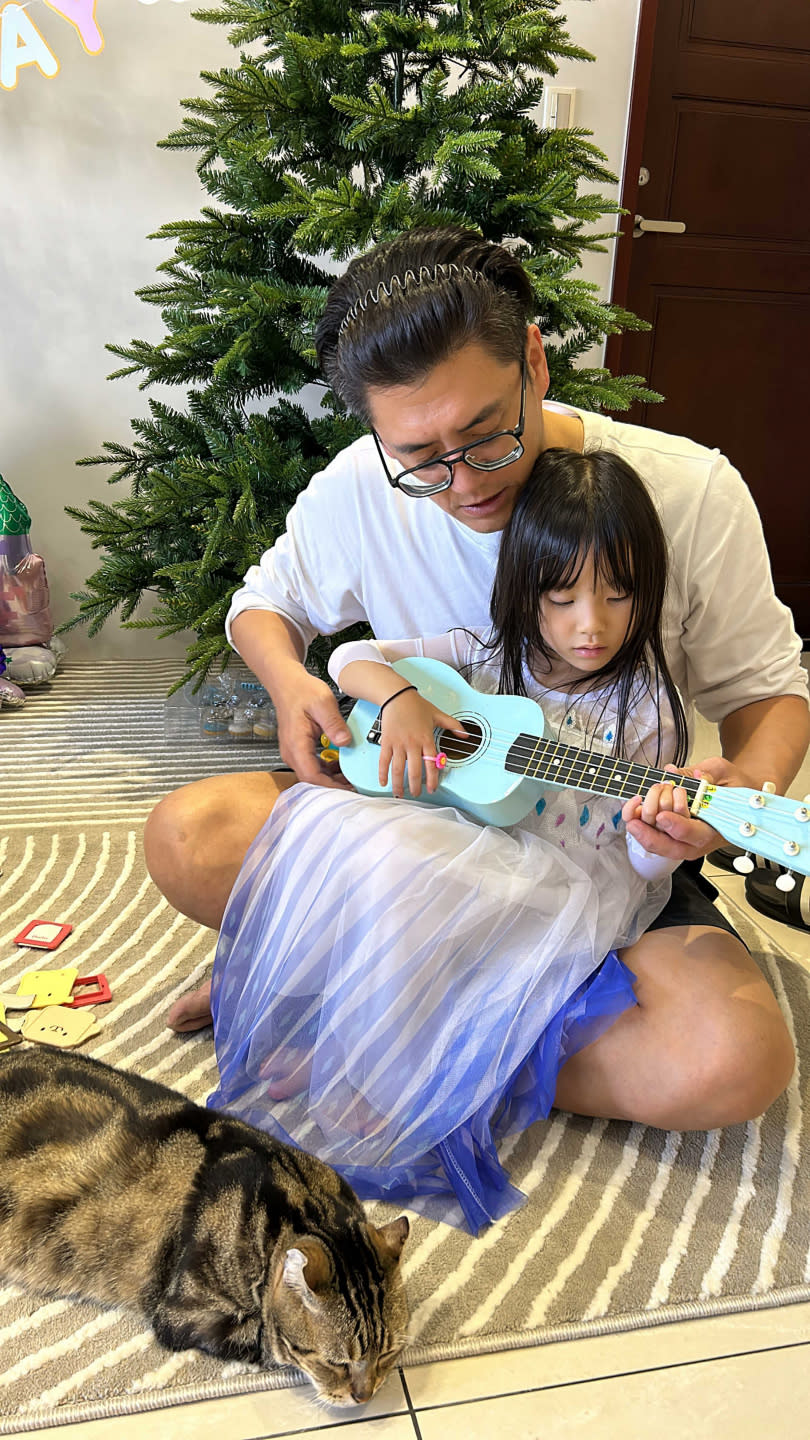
[{"xmin": 338, "ymin": 657, "xmax": 810, "ymax": 884}]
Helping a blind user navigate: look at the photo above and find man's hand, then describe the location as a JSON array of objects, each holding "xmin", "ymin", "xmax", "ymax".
[
  {"xmin": 276, "ymin": 672, "xmax": 353, "ymax": 788},
  {"xmin": 621, "ymin": 756, "xmax": 764, "ymax": 865}
]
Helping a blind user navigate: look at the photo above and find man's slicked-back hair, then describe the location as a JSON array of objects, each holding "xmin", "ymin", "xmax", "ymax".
[{"xmin": 315, "ymin": 227, "xmax": 536, "ymax": 422}]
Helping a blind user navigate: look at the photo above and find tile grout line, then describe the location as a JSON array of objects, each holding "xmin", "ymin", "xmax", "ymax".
[
  {"xmin": 248, "ymin": 1403, "xmax": 416, "ymax": 1439},
  {"xmin": 398, "ymin": 1370, "xmax": 424, "ymax": 1439},
  {"xmin": 402, "ymin": 1336, "xmax": 810, "ymax": 1415}
]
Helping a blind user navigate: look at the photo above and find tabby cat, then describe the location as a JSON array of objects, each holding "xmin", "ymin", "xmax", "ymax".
[{"xmin": 0, "ymin": 1048, "xmax": 409, "ymax": 1406}]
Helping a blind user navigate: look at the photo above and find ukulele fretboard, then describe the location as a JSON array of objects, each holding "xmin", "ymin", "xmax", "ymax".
[{"xmin": 505, "ymin": 733, "xmax": 703, "ymax": 805}]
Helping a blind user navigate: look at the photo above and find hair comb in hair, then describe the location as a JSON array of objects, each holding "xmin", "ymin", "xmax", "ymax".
[{"xmin": 337, "ymin": 262, "xmax": 485, "ymax": 341}]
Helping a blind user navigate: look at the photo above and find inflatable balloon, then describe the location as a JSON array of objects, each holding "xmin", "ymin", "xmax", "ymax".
[{"xmin": 0, "ymin": 475, "xmax": 64, "ymax": 702}]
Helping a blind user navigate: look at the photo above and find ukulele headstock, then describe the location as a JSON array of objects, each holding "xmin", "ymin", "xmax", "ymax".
[{"xmin": 699, "ymin": 785, "xmax": 810, "ymax": 879}]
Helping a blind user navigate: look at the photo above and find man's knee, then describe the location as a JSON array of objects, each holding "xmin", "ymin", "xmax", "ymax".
[
  {"xmin": 143, "ymin": 778, "xmax": 241, "ymax": 928},
  {"xmin": 627, "ymin": 925, "xmax": 796, "ymax": 1129},
  {"xmin": 663, "ymin": 990, "xmax": 795, "ymax": 1129},
  {"xmin": 143, "ymin": 772, "xmax": 282, "ymax": 928},
  {"xmin": 144, "ymin": 786, "xmax": 201, "ymax": 888}
]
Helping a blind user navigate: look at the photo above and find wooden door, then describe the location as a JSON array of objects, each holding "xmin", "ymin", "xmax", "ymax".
[{"xmin": 607, "ymin": 0, "xmax": 810, "ymax": 638}]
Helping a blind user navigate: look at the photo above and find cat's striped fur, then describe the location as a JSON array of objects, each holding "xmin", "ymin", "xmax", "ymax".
[{"xmin": 0, "ymin": 1049, "xmax": 409, "ymax": 1406}]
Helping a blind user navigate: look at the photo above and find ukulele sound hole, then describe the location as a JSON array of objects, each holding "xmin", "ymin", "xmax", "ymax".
[{"xmin": 438, "ymin": 716, "xmax": 486, "ymax": 766}]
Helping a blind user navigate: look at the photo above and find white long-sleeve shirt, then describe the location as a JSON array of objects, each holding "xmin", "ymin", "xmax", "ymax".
[
  {"xmin": 328, "ymin": 629, "xmax": 680, "ymax": 885},
  {"xmin": 227, "ymin": 406, "xmax": 807, "ymax": 727}
]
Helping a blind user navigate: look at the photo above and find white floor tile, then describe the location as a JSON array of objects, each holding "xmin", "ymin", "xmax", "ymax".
[
  {"xmin": 22, "ymin": 1370, "xmax": 409, "ymax": 1439},
  {"xmin": 413, "ymin": 1341, "xmax": 810, "ymax": 1439},
  {"xmin": 256, "ymin": 1418, "xmax": 416, "ymax": 1440},
  {"xmin": 403, "ymin": 1300, "xmax": 810, "ymax": 1408},
  {"xmin": 275, "ymin": 1422, "xmax": 416, "ymax": 1440}
]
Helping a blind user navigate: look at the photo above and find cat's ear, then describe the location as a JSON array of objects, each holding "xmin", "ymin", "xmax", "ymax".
[
  {"xmin": 369, "ymin": 1215, "xmax": 409, "ymax": 1266},
  {"xmin": 282, "ymin": 1240, "xmax": 333, "ymax": 1313}
]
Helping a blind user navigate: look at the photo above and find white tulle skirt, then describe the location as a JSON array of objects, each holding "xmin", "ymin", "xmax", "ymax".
[{"xmin": 209, "ymin": 784, "xmax": 669, "ymax": 1231}]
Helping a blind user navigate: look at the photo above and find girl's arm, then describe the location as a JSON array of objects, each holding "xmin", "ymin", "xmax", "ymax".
[
  {"xmin": 329, "ymin": 633, "xmax": 469, "ymax": 799},
  {"xmin": 617, "ymin": 681, "xmax": 682, "ymax": 881},
  {"xmin": 327, "ymin": 631, "xmax": 468, "ymax": 689},
  {"xmin": 625, "ymin": 830, "xmax": 680, "ymax": 881}
]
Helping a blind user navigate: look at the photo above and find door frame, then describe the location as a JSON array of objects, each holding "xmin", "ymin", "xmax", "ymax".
[{"xmin": 604, "ymin": 0, "xmax": 659, "ymax": 377}]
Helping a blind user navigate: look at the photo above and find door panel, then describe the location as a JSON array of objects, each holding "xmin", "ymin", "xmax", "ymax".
[
  {"xmin": 689, "ymin": 0, "xmax": 810, "ymax": 50},
  {"xmin": 609, "ymin": 0, "xmax": 810, "ymax": 636},
  {"xmin": 669, "ymin": 109, "xmax": 809, "ymax": 242}
]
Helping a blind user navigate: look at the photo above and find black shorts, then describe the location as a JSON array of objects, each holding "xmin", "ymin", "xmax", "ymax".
[{"xmin": 647, "ymin": 859, "xmax": 741, "ymax": 940}]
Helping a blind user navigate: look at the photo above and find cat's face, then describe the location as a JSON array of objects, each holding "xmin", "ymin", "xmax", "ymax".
[{"xmin": 266, "ymin": 1215, "xmax": 409, "ymax": 1406}]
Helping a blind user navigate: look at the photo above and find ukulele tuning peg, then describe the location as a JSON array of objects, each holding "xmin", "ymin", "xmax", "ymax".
[
  {"xmin": 732, "ymin": 851, "xmax": 756, "ymax": 874},
  {"xmin": 762, "ymin": 781, "xmax": 777, "ymax": 794},
  {"xmin": 775, "ymin": 870, "xmax": 797, "ymax": 893}
]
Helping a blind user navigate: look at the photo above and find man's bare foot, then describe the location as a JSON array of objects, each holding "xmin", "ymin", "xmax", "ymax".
[{"xmin": 168, "ymin": 981, "xmax": 213, "ymax": 1033}]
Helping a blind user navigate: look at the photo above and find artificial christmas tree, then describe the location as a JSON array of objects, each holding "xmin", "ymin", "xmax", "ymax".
[{"xmin": 64, "ymin": 0, "xmax": 658, "ymax": 687}]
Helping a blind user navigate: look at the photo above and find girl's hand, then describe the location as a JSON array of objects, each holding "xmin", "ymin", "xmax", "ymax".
[
  {"xmin": 621, "ymin": 770, "xmax": 694, "ymax": 830},
  {"xmin": 621, "ymin": 764, "xmax": 721, "ymax": 861},
  {"xmin": 379, "ymin": 690, "xmax": 468, "ymax": 798}
]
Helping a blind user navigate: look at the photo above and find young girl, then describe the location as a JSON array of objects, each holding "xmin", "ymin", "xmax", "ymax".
[{"xmin": 209, "ymin": 448, "xmax": 690, "ymax": 1231}]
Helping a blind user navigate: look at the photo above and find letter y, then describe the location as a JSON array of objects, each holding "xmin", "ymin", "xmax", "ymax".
[{"xmin": 42, "ymin": 0, "xmax": 103, "ymax": 55}]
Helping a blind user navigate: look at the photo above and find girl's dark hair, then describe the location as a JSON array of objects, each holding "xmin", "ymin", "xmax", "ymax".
[
  {"xmin": 315, "ymin": 226, "xmax": 535, "ymax": 422},
  {"xmin": 488, "ymin": 447, "xmax": 689, "ymax": 765}
]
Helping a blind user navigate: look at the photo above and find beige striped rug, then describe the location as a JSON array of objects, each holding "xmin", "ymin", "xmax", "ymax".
[{"xmin": 1, "ymin": 660, "xmax": 809, "ymax": 1432}]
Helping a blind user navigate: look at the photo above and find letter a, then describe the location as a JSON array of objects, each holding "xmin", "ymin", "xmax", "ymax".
[
  {"xmin": 0, "ymin": 4, "xmax": 59, "ymax": 90},
  {"xmin": 42, "ymin": 0, "xmax": 103, "ymax": 55}
]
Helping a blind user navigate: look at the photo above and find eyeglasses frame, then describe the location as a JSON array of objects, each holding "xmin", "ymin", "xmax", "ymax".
[{"xmin": 371, "ymin": 359, "xmax": 528, "ymax": 498}]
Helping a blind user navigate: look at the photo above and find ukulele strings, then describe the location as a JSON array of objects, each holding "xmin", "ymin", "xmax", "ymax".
[
  {"xmin": 422, "ymin": 724, "xmax": 701, "ymax": 797},
  {"xmin": 368, "ymin": 709, "xmax": 805, "ymax": 861},
  {"xmin": 398, "ymin": 722, "xmax": 804, "ymax": 864}
]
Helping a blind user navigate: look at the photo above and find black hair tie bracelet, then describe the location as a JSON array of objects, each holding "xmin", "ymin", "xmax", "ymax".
[{"xmin": 378, "ymin": 684, "xmax": 418, "ymax": 716}]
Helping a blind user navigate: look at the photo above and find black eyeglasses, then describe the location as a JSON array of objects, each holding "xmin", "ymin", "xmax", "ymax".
[{"xmin": 372, "ymin": 361, "xmax": 527, "ymax": 498}]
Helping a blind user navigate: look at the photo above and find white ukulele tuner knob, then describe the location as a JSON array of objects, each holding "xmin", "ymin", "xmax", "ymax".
[
  {"xmin": 775, "ymin": 871, "xmax": 797, "ymax": 893},
  {"xmin": 732, "ymin": 852, "xmax": 755, "ymax": 874},
  {"xmin": 762, "ymin": 781, "xmax": 777, "ymax": 794}
]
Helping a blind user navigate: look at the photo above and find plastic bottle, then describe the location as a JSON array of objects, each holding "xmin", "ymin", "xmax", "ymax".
[
  {"xmin": 228, "ymin": 681, "xmax": 260, "ymax": 742},
  {"xmin": 251, "ymin": 691, "xmax": 278, "ymax": 743},
  {"xmin": 200, "ymin": 676, "xmax": 236, "ymax": 741}
]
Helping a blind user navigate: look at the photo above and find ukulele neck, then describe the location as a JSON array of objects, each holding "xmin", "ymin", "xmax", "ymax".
[{"xmin": 505, "ymin": 733, "xmax": 705, "ymax": 810}]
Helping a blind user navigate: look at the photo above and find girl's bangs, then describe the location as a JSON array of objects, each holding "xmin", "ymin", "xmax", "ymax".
[
  {"xmin": 593, "ymin": 528, "xmax": 635, "ymax": 595},
  {"xmin": 538, "ymin": 524, "xmax": 635, "ymax": 596}
]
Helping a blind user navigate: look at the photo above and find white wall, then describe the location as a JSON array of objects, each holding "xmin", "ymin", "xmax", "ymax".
[
  {"xmin": 2, "ymin": 2, "xmax": 229, "ymax": 659},
  {"xmin": 1, "ymin": 0, "xmax": 640, "ymax": 661},
  {"xmin": 550, "ymin": 0, "xmax": 642, "ymax": 361}
]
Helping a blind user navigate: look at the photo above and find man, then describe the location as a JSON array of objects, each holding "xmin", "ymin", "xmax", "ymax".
[{"xmin": 145, "ymin": 226, "xmax": 808, "ymax": 1130}]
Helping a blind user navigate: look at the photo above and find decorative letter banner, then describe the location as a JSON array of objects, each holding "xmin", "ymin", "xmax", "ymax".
[{"xmin": 1, "ymin": 0, "xmax": 190, "ymax": 91}]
